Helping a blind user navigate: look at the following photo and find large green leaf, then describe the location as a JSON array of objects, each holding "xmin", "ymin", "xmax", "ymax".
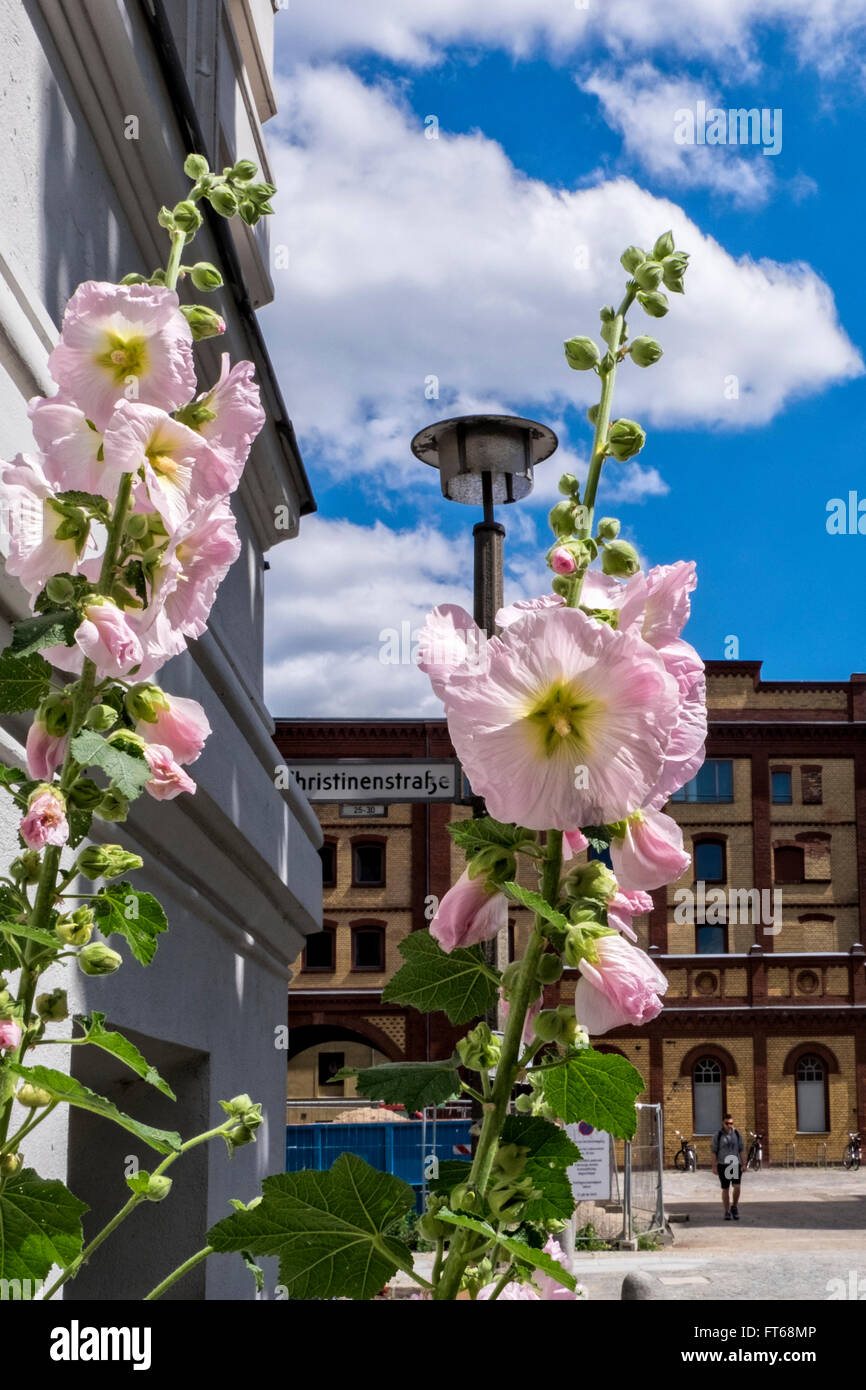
[
  {"xmin": 0, "ymin": 1170, "xmax": 87, "ymax": 1290},
  {"xmin": 207, "ymin": 1154, "xmax": 416, "ymax": 1300},
  {"xmin": 74, "ymin": 1013, "xmax": 176, "ymax": 1100},
  {"xmin": 10, "ymin": 611, "xmax": 78, "ymax": 657},
  {"xmin": 382, "ymin": 930, "xmax": 498, "ymax": 1025},
  {"xmin": 341, "ymin": 1056, "xmax": 461, "ymax": 1114},
  {"xmin": 0, "ymin": 651, "xmax": 51, "ymax": 714},
  {"xmin": 8, "ymin": 1064, "xmax": 181, "ymax": 1154},
  {"xmin": 0, "ymin": 919, "xmax": 60, "ymax": 952},
  {"xmin": 501, "ymin": 881, "xmax": 569, "ymax": 932},
  {"xmin": 437, "ymin": 1210, "xmax": 576, "ymax": 1292},
  {"xmin": 91, "ymin": 883, "xmax": 168, "ymax": 966},
  {"xmin": 447, "ymin": 817, "xmax": 526, "ymax": 856},
  {"xmin": 69, "ymin": 731, "xmax": 151, "ymax": 800},
  {"xmin": 540, "ymin": 1048, "xmax": 644, "ymax": 1139},
  {"xmin": 501, "ymin": 1114, "xmax": 580, "ymax": 1224}
]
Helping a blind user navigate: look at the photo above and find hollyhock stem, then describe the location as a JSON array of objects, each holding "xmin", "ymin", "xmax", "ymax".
[
  {"xmin": 434, "ymin": 830, "xmax": 563, "ymax": 1300},
  {"xmin": 144, "ymin": 1244, "xmax": 214, "ymax": 1300},
  {"xmin": 164, "ymin": 229, "xmax": 186, "ymax": 294}
]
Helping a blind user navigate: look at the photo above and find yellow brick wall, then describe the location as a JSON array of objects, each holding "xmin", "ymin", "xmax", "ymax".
[
  {"xmin": 769, "ymin": 759, "xmax": 855, "ymax": 822},
  {"xmin": 287, "ymin": 1038, "xmax": 389, "ymax": 1100},
  {"xmin": 661, "ymin": 1037, "xmax": 754, "ymax": 1167},
  {"xmin": 766, "ymin": 1035, "xmax": 856, "ymax": 1159}
]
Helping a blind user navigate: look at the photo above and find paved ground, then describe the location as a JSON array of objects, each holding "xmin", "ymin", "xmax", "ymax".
[
  {"xmin": 571, "ymin": 1168, "xmax": 866, "ymax": 1301},
  {"xmin": 398, "ymin": 1169, "xmax": 866, "ymax": 1301}
]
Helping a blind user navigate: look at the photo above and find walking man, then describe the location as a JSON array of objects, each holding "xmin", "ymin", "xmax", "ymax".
[{"xmin": 711, "ymin": 1114, "xmax": 744, "ymax": 1220}]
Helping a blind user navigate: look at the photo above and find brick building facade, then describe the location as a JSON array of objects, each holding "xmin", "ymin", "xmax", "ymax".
[{"xmin": 277, "ymin": 661, "xmax": 866, "ymax": 1165}]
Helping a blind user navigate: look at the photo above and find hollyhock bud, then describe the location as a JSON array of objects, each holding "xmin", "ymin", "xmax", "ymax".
[
  {"xmin": 0, "ymin": 1153, "xmax": 22, "ymax": 1176},
  {"xmin": 564, "ymin": 336, "xmax": 601, "ymax": 371},
  {"xmin": 533, "ymin": 1009, "xmax": 565, "ymax": 1043},
  {"xmin": 144, "ymin": 1175, "xmax": 173, "ymax": 1202},
  {"xmin": 75, "ymin": 845, "xmax": 143, "ymax": 880},
  {"xmin": 184, "ymin": 152, "xmax": 210, "ymax": 179},
  {"xmin": 68, "ymin": 778, "xmax": 105, "ymax": 810},
  {"xmin": 36, "ymin": 989, "xmax": 68, "ymax": 1022},
  {"xmin": 133, "ymin": 692, "xmax": 211, "ymax": 764},
  {"xmin": 180, "ymin": 304, "xmax": 226, "ymax": 340},
  {"xmin": 558, "ymin": 473, "xmax": 580, "ymax": 497},
  {"xmin": 74, "ymin": 598, "xmax": 143, "ymax": 678},
  {"xmin": 10, "ymin": 850, "xmax": 42, "ymax": 883},
  {"xmin": 20, "ymin": 786, "xmax": 68, "ymax": 850},
  {"xmin": 548, "ymin": 500, "xmax": 580, "ymax": 538},
  {"xmin": 610, "ymin": 809, "xmax": 690, "ymax": 891},
  {"xmin": 45, "ymin": 575, "xmax": 76, "ymax": 604},
  {"xmin": 629, "ymin": 336, "xmax": 663, "ymax": 368},
  {"xmin": 189, "ymin": 262, "xmax": 223, "ymax": 291},
  {"xmin": 662, "ymin": 252, "xmax": 689, "ymax": 293},
  {"xmin": 457, "ymin": 1022, "xmax": 501, "ymax": 1073},
  {"xmin": 653, "ymin": 231, "xmax": 675, "ymax": 260},
  {"xmin": 172, "ymin": 200, "xmax": 203, "ymax": 235},
  {"xmin": 536, "ymin": 952, "xmax": 563, "ymax": 985},
  {"xmin": 430, "ymin": 868, "xmax": 508, "ymax": 954},
  {"xmin": 95, "ymin": 789, "xmax": 130, "ymax": 821},
  {"xmin": 0, "ymin": 1018, "xmax": 22, "ymax": 1051},
  {"xmin": 633, "ymin": 260, "xmax": 663, "ymax": 292},
  {"xmin": 606, "ymin": 419, "xmax": 646, "ymax": 462},
  {"xmin": 565, "ymin": 859, "xmax": 618, "ymax": 904},
  {"xmin": 17, "ymin": 1083, "xmax": 53, "ymax": 1107},
  {"xmin": 602, "ymin": 540, "xmax": 641, "ymax": 577},
  {"xmin": 142, "ymin": 744, "xmax": 196, "ymax": 801},
  {"xmin": 637, "ymin": 289, "xmax": 669, "ymax": 318},
  {"xmin": 550, "ymin": 546, "xmax": 577, "ymax": 576},
  {"xmin": 56, "ymin": 908, "xmax": 94, "ymax": 946},
  {"xmin": 125, "ymin": 512, "xmax": 150, "ymax": 541},
  {"xmin": 208, "ymin": 185, "xmax": 238, "ymax": 217},
  {"xmin": 596, "ymin": 516, "xmax": 620, "ymax": 540},
  {"xmin": 620, "ymin": 245, "xmax": 646, "ymax": 273},
  {"xmin": 574, "ymin": 932, "xmax": 668, "ymax": 1033},
  {"xmin": 78, "ymin": 942, "xmax": 123, "ymax": 976},
  {"xmin": 84, "ymin": 704, "xmax": 119, "ymax": 732},
  {"xmin": 229, "ymin": 159, "xmax": 258, "ymax": 182}
]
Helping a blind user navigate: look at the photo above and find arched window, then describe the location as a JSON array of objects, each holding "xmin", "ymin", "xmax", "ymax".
[
  {"xmin": 694, "ymin": 838, "xmax": 725, "ymax": 883},
  {"xmin": 692, "ymin": 1056, "xmax": 724, "ymax": 1135},
  {"xmin": 351, "ymin": 922, "xmax": 385, "ymax": 971},
  {"xmin": 795, "ymin": 1054, "xmax": 828, "ymax": 1133},
  {"xmin": 773, "ymin": 845, "xmax": 805, "ymax": 884}
]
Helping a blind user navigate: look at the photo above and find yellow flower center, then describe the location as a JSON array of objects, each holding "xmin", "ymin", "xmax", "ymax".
[
  {"xmin": 524, "ymin": 680, "xmax": 606, "ymax": 759},
  {"xmin": 147, "ymin": 450, "xmax": 179, "ymax": 480},
  {"xmin": 94, "ymin": 331, "xmax": 149, "ymax": 384}
]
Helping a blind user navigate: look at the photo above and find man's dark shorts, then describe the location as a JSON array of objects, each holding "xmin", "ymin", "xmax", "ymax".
[{"xmin": 718, "ymin": 1161, "xmax": 742, "ymax": 1189}]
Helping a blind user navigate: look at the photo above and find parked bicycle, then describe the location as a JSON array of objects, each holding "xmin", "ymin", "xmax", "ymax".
[
  {"xmin": 843, "ymin": 1132, "xmax": 861, "ymax": 1171},
  {"xmin": 746, "ymin": 1131, "xmax": 764, "ymax": 1171},
  {"xmin": 673, "ymin": 1131, "xmax": 697, "ymax": 1171}
]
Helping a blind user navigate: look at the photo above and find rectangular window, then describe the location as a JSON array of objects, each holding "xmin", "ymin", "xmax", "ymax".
[
  {"xmin": 801, "ymin": 766, "xmax": 823, "ymax": 805},
  {"xmin": 353, "ymin": 927, "xmax": 384, "ymax": 970},
  {"xmin": 303, "ymin": 929, "xmax": 335, "ymax": 972},
  {"xmin": 696, "ymin": 924, "xmax": 726, "ymax": 954},
  {"xmin": 353, "ymin": 843, "xmax": 385, "ymax": 886},
  {"xmin": 319, "ymin": 843, "xmax": 336, "ymax": 888},
  {"xmin": 671, "ymin": 760, "xmax": 733, "ymax": 804},
  {"xmin": 771, "ymin": 770, "xmax": 792, "ymax": 804}
]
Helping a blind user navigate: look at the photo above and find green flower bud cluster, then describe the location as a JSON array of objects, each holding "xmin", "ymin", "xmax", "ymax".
[
  {"xmin": 620, "ymin": 232, "xmax": 689, "ymax": 310},
  {"xmin": 56, "ymin": 907, "xmax": 94, "ymax": 947},
  {"xmin": 601, "ymin": 538, "xmax": 641, "ymax": 577},
  {"xmin": 10, "ymin": 851, "xmax": 42, "ymax": 884},
  {"xmin": 606, "ymin": 418, "xmax": 646, "ymax": 463},
  {"xmin": 83, "ymin": 703, "xmax": 119, "ymax": 732},
  {"xmin": 220, "ymin": 1094, "xmax": 264, "ymax": 1152},
  {"xmin": 466, "ymin": 844, "xmax": 516, "ymax": 887},
  {"xmin": 486, "ymin": 1171, "xmax": 536, "ymax": 1223},
  {"xmin": 533, "ymin": 1005, "xmax": 579, "ymax": 1045},
  {"xmin": 461, "ymin": 1258, "xmax": 494, "ymax": 1298},
  {"xmin": 513, "ymin": 1069, "xmax": 556, "ymax": 1121},
  {"xmin": 17, "ymin": 1083, "xmax": 53, "ymax": 1108},
  {"xmin": 35, "ymin": 988, "xmax": 68, "ymax": 1023},
  {"xmin": 564, "ymin": 859, "xmax": 618, "ymax": 905},
  {"xmin": 182, "ymin": 152, "xmax": 275, "ymax": 226},
  {"xmin": 456, "ymin": 1021, "xmax": 501, "ymax": 1074},
  {"xmin": 75, "ymin": 845, "xmax": 143, "ymax": 881}
]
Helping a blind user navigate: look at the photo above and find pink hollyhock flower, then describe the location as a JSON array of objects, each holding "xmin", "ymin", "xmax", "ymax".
[
  {"xmin": 47, "ymin": 281, "xmax": 195, "ymax": 430},
  {"xmin": 74, "ymin": 599, "xmax": 143, "ymax": 678},
  {"xmin": 606, "ymin": 889, "xmax": 654, "ymax": 942},
  {"xmin": 610, "ymin": 808, "xmax": 691, "ymax": 891},
  {"xmin": 103, "ymin": 402, "xmax": 233, "ymax": 534},
  {"xmin": 417, "ymin": 604, "xmax": 488, "ymax": 700},
  {"xmin": 617, "ymin": 561, "xmax": 697, "ymax": 648},
  {"xmin": 499, "ymin": 988, "xmax": 543, "ymax": 1044},
  {"xmin": 0, "ymin": 453, "xmax": 89, "ymax": 596},
  {"xmin": 0, "ymin": 1019, "xmax": 22, "ymax": 1051},
  {"xmin": 152, "ymin": 498, "xmax": 241, "ymax": 640},
  {"xmin": 431, "ymin": 868, "xmax": 508, "ymax": 953},
  {"xmin": 551, "ymin": 547, "xmax": 576, "ymax": 576},
  {"xmin": 20, "ymin": 786, "xmax": 69, "ymax": 849},
  {"xmin": 136, "ymin": 693, "xmax": 211, "ymax": 765},
  {"xmin": 28, "ymin": 396, "xmax": 122, "ymax": 499},
  {"xmin": 142, "ymin": 744, "xmax": 197, "ymax": 801},
  {"xmin": 574, "ymin": 931, "xmax": 668, "ymax": 1034},
  {"xmin": 495, "ymin": 594, "xmax": 564, "ymax": 628},
  {"xmin": 26, "ymin": 718, "xmax": 68, "ymax": 782},
  {"xmin": 562, "ymin": 828, "xmax": 589, "ymax": 863},
  {"xmin": 477, "ymin": 1281, "xmax": 540, "ymax": 1301},
  {"xmin": 432, "ymin": 605, "xmax": 680, "ymax": 830},
  {"xmin": 190, "ymin": 355, "xmax": 265, "ymax": 482},
  {"xmin": 645, "ymin": 639, "xmax": 706, "ymax": 809},
  {"xmin": 535, "ymin": 1237, "xmax": 579, "ymax": 1301}
]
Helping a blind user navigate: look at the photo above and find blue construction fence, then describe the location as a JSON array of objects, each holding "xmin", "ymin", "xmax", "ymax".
[{"xmin": 286, "ymin": 1120, "xmax": 473, "ymax": 1211}]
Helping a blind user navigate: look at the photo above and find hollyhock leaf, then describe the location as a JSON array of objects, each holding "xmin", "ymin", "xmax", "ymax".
[
  {"xmin": 67, "ymin": 805, "xmax": 93, "ymax": 849},
  {"xmin": 123, "ymin": 559, "xmax": 148, "ymax": 606},
  {"xmin": 206, "ymin": 1155, "xmax": 415, "ymax": 1301},
  {"xmin": 0, "ymin": 762, "xmax": 28, "ymax": 789},
  {"xmin": 7, "ymin": 1065, "xmax": 181, "ymax": 1153},
  {"xmin": 91, "ymin": 882, "xmax": 168, "ymax": 966},
  {"xmin": 446, "ymin": 817, "xmax": 524, "ymax": 856},
  {"xmin": 10, "ymin": 611, "xmax": 79, "ymax": 657},
  {"xmin": 33, "ymin": 574, "xmax": 93, "ymax": 613},
  {"xmin": 540, "ymin": 1049, "xmax": 644, "ymax": 1139},
  {"xmin": 74, "ymin": 1012, "xmax": 176, "ymax": 1100},
  {"xmin": 501, "ymin": 882, "xmax": 569, "ymax": 933},
  {"xmin": 382, "ymin": 930, "xmax": 498, "ymax": 1025},
  {"xmin": 429, "ymin": 1159, "xmax": 472, "ymax": 1197},
  {"xmin": 0, "ymin": 919, "xmax": 62, "ymax": 952},
  {"xmin": 0, "ymin": 1169, "xmax": 87, "ymax": 1285},
  {"xmin": 0, "ymin": 651, "xmax": 51, "ymax": 713},
  {"xmin": 501, "ymin": 1114, "xmax": 580, "ymax": 1223},
  {"xmin": 344, "ymin": 1056, "xmax": 461, "ymax": 1114},
  {"xmin": 437, "ymin": 1211, "xmax": 576, "ymax": 1291},
  {"xmin": 242, "ymin": 1251, "xmax": 265, "ymax": 1294},
  {"xmin": 69, "ymin": 731, "xmax": 151, "ymax": 801},
  {"xmin": 581, "ymin": 825, "xmax": 614, "ymax": 853}
]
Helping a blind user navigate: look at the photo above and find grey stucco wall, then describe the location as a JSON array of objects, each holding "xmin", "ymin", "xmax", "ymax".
[{"xmin": 0, "ymin": 0, "xmax": 320, "ymax": 1298}]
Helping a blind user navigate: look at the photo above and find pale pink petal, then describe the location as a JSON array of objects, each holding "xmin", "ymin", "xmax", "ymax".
[
  {"xmin": 611, "ymin": 809, "xmax": 691, "ymax": 892},
  {"xmin": 143, "ymin": 744, "xmax": 197, "ymax": 800},
  {"xmin": 26, "ymin": 720, "xmax": 67, "ymax": 781},
  {"xmin": 495, "ymin": 594, "xmax": 564, "ymax": 628},
  {"xmin": 136, "ymin": 694, "xmax": 211, "ymax": 765},
  {"xmin": 74, "ymin": 601, "xmax": 143, "ymax": 678},
  {"xmin": 562, "ymin": 829, "xmax": 589, "ymax": 862},
  {"xmin": 417, "ymin": 605, "xmax": 486, "ymax": 700},
  {"xmin": 430, "ymin": 868, "xmax": 507, "ymax": 953},
  {"xmin": 574, "ymin": 933, "xmax": 667, "ymax": 1034}
]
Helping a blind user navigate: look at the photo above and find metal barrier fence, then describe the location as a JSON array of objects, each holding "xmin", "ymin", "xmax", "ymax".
[{"xmin": 622, "ymin": 1102, "xmax": 666, "ymax": 1240}]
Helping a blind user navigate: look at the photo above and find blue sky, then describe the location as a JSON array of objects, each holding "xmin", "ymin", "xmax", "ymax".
[{"xmin": 260, "ymin": 2, "xmax": 866, "ymax": 715}]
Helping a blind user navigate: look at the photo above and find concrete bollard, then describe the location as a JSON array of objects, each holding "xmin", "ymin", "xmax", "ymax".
[{"xmin": 621, "ymin": 1270, "xmax": 662, "ymax": 1300}]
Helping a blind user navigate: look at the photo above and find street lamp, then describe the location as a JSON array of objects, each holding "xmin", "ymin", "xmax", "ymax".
[{"xmin": 411, "ymin": 414, "xmax": 558, "ymax": 638}]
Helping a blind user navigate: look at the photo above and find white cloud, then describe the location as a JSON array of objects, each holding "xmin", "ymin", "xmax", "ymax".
[
  {"xmin": 278, "ymin": 0, "xmax": 866, "ymax": 80},
  {"xmin": 579, "ymin": 66, "xmax": 778, "ymax": 207},
  {"xmin": 259, "ymin": 65, "xmax": 860, "ymax": 502}
]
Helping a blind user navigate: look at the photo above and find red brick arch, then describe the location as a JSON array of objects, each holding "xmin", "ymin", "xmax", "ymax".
[
  {"xmin": 782, "ymin": 1042, "xmax": 840, "ymax": 1076},
  {"xmin": 679, "ymin": 1043, "xmax": 739, "ymax": 1078}
]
